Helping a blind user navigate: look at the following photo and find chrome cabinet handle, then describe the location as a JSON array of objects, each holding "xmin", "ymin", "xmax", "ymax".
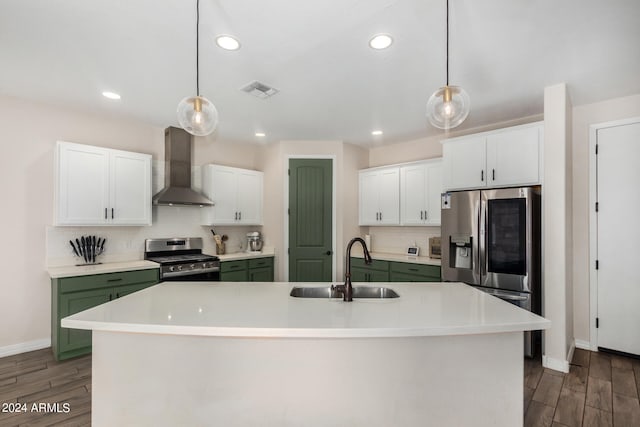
[
  {"xmin": 481, "ymin": 170, "xmax": 484, "ymax": 181},
  {"xmin": 420, "ymin": 211, "xmax": 423, "ymax": 220},
  {"xmin": 105, "ymin": 208, "xmax": 107, "ymax": 220},
  {"xmin": 424, "ymin": 210, "xmax": 428, "ymax": 220},
  {"xmin": 111, "ymin": 208, "xmax": 114, "ymax": 219},
  {"xmin": 492, "ymin": 169, "xmax": 495, "ymax": 181}
]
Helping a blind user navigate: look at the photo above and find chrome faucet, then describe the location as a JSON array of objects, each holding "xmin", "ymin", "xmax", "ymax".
[{"xmin": 332, "ymin": 237, "xmax": 372, "ymax": 302}]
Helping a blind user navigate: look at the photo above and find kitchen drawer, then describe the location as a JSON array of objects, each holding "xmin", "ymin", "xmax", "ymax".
[
  {"xmin": 390, "ymin": 262, "xmax": 440, "ymax": 279},
  {"xmin": 390, "ymin": 271, "xmax": 440, "ymax": 283},
  {"xmin": 350, "ymin": 257, "xmax": 389, "ymax": 272},
  {"xmin": 248, "ymin": 257, "xmax": 273, "ymax": 269},
  {"xmin": 220, "ymin": 260, "xmax": 248, "ymax": 273},
  {"xmin": 59, "ymin": 269, "xmax": 159, "ymax": 293}
]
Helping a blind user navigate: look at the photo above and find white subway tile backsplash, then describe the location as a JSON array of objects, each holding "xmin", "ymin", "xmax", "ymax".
[{"xmin": 365, "ymin": 226, "xmax": 440, "ymax": 256}]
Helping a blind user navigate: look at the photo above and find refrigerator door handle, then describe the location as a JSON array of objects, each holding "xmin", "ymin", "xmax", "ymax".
[{"xmin": 479, "ymin": 197, "xmax": 487, "ymax": 281}]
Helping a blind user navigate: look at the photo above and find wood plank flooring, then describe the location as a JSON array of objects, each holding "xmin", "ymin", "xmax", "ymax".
[
  {"xmin": 525, "ymin": 349, "xmax": 640, "ymax": 427},
  {"xmin": 1, "ymin": 347, "xmax": 639, "ymax": 426},
  {"xmin": 0, "ymin": 348, "xmax": 90, "ymax": 426}
]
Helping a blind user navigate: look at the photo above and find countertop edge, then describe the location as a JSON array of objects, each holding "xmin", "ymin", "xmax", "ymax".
[
  {"xmin": 351, "ymin": 252, "xmax": 441, "ymax": 266},
  {"xmin": 61, "ymin": 318, "xmax": 550, "ymax": 339},
  {"xmin": 48, "ymin": 260, "xmax": 159, "ymax": 278},
  {"xmin": 216, "ymin": 249, "xmax": 275, "ymax": 262}
]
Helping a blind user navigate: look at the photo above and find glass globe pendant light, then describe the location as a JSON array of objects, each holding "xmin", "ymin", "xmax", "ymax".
[
  {"xmin": 426, "ymin": 0, "xmax": 470, "ymax": 130},
  {"xmin": 177, "ymin": 0, "xmax": 219, "ymax": 136}
]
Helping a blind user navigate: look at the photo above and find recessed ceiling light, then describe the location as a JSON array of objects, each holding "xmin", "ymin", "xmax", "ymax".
[
  {"xmin": 102, "ymin": 91, "xmax": 121, "ymax": 100},
  {"xmin": 215, "ymin": 35, "xmax": 241, "ymax": 51},
  {"xmin": 369, "ymin": 34, "xmax": 393, "ymax": 50},
  {"xmin": 371, "ymin": 130, "xmax": 383, "ymax": 136},
  {"xmin": 255, "ymin": 132, "xmax": 266, "ymax": 137}
]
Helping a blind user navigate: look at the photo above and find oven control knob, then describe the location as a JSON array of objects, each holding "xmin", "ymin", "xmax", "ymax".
[
  {"xmin": 169, "ymin": 266, "xmax": 175, "ymax": 272},
  {"xmin": 177, "ymin": 265, "xmax": 182, "ymax": 271},
  {"xmin": 202, "ymin": 263, "xmax": 208, "ymax": 268},
  {"xmin": 190, "ymin": 264, "xmax": 195, "ymax": 269}
]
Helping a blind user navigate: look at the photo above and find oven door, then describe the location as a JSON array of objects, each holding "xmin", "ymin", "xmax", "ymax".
[{"xmin": 161, "ymin": 269, "xmax": 220, "ymax": 282}]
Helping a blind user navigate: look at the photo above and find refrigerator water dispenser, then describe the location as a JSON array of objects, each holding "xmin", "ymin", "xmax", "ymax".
[{"xmin": 450, "ymin": 235, "xmax": 472, "ymax": 269}]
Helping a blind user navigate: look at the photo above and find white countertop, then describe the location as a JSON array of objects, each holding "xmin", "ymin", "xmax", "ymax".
[
  {"xmin": 216, "ymin": 248, "xmax": 275, "ymax": 261},
  {"xmin": 62, "ymin": 281, "xmax": 549, "ymax": 338},
  {"xmin": 352, "ymin": 251, "xmax": 441, "ymax": 266},
  {"xmin": 48, "ymin": 260, "xmax": 159, "ymax": 279}
]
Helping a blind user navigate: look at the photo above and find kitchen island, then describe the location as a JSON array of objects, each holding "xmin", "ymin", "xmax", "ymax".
[{"xmin": 62, "ymin": 281, "xmax": 549, "ymax": 426}]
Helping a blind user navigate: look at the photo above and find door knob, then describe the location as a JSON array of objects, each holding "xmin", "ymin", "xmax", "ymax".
[{"xmin": 325, "ymin": 251, "xmax": 332, "ymax": 256}]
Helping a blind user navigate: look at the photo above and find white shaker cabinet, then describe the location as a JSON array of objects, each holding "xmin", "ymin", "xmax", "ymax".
[
  {"xmin": 400, "ymin": 159, "xmax": 443, "ymax": 226},
  {"xmin": 55, "ymin": 141, "xmax": 152, "ymax": 226},
  {"xmin": 201, "ymin": 164, "xmax": 263, "ymax": 225},
  {"xmin": 358, "ymin": 167, "xmax": 400, "ymax": 226},
  {"xmin": 442, "ymin": 122, "xmax": 543, "ymax": 191}
]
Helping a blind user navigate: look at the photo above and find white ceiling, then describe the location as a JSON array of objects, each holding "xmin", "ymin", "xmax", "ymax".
[{"xmin": 1, "ymin": 0, "xmax": 639, "ymax": 146}]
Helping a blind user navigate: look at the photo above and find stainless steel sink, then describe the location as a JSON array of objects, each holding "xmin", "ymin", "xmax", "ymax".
[{"xmin": 289, "ymin": 286, "xmax": 399, "ymax": 299}]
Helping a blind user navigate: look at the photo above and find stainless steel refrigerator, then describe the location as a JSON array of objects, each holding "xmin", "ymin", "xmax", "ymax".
[{"xmin": 441, "ymin": 186, "xmax": 541, "ymax": 357}]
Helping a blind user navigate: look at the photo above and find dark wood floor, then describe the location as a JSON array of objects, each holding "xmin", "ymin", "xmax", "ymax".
[
  {"xmin": 1, "ymin": 347, "xmax": 639, "ymax": 426},
  {"xmin": 0, "ymin": 348, "xmax": 91, "ymax": 426},
  {"xmin": 525, "ymin": 348, "xmax": 640, "ymax": 427}
]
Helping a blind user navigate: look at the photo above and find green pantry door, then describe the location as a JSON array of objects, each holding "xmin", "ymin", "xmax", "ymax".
[{"xmin": 289, "ymin": 159, "xmax": 333, "ymax": 282}]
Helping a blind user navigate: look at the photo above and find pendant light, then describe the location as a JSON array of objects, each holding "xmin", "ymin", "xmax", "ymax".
[
  {"xmin": 426, "ymin": 0, "xmax": 470, "ymax": 130},
  {"xmin": 177, "ymin": 0, "xmax": 219, "ymax": 136}
]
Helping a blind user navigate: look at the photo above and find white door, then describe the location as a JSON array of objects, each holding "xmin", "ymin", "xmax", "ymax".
[
  {"xmin": 442, "ymin": 136, "xmax": 486, "ymax": 191},
  {"xmin": 359, "ymin": 170, "xmax": 380, "ymax": 225},
  {"xmin": 596, "ymin": 120, "xmax": 640, "ymax": 355},
  {"xmin": 486, "ymin": 126, "xmax": 540, "ymax": 187},
  {"xmin": 425, "ymin": 161, "xmax": 442, "ymax": 226},
  {"xmin": 236, "ymin": 170, "xmax": 263, "ymax": 225},
  {"xmin": 377, "ymin": 168, "xmax": 400, "ymax": 225},
  {"xmin": 401, "ymin": 164, "xmax": 427, "ymax": 225},
  {"xmin": 110, "ymin": 150, "xmax": 151, "ymax": 225},
  {"xmin": 56, "ymin": 142, "xmax": 109, "ymax": 225}
]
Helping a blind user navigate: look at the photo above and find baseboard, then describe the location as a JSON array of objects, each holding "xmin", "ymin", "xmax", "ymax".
[
  {"xmin": 542, "ymin": 354, "xmax": 570, "ymax": 373},
  {"xmin": 0, "ymin": 338, "xmax": 51, "ymax": 358},
  {"xmin": 574, "ymin": 339, "xmax": 592, "ymax": 351}
]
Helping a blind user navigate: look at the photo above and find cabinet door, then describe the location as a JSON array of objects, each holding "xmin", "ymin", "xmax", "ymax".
[
  {"xmin": 236, "ymin": 170, "xmax": 263, "ymax": 225},
  {"xmin": 202, "ymin": 165, "xmax": 237, "ymax": 224},
  {"xmin": 377, "ymin": 168, "xmax": 400, "ymax": 225},
  {"xmin": 486, "ymin": 126, "xmax": 540, "ymax": 187},
  {"xmin": 401, "ymin": 164, "xmax": 427, "ymax": 225},
  {"xmin": 442, "ymin": 136, "xmax": 486, "ymax": 191},
  {"xmin": 424, "ymin": 161, "xmax": 443, "ymax": 226},
  {"xmin": 58, "ymin": 288, "xmax": 111, "ymax": 354},
  {"xmin": 359, "ymin": 170, "xmax": 380, "ymax": 225},
  {"xmin": 368, "ymin": 269, "xmax": 390, "ymax": 282},
  {"xmin": 350, "ymin": 267, "xmax": 370, "ymax": 282},
  {"xmin": 56, "ymin": 142, "xmax": 109, "ymax": 225},
  {"xmin": 114, "ymin": 282, "xmax": 155, "ymax": 298},
  {"xmin": 249, "ymin": 267, "xmax": 273, "ymax": 282},
  {"xmin": 110, "ymin": 150, "xmax": 152, "ymax": 225}
]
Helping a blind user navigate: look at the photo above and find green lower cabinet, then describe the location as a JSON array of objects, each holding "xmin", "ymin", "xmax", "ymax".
[
  {"xmin": 350, "ymin": 257, "xmax": 440, "ymax": 283},
  {"xmin": 389, "ymin": 262, "xmax": 441, "ymax": 282},
  {"xmin": 221, "ymin": 257, "xmax": 274, "ymax": 282},
  {"xmin": 221, "ymin": 260, "xmax": 248, "ymax": 281},
  {"xmin": 52, "ymin": 268, "xmax": 159, "ymax": 361}
]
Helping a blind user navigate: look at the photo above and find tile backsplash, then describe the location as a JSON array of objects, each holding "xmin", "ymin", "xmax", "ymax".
[{"xmin": 364, "ymin": 226, "xmax": 441, "ymax": 256}]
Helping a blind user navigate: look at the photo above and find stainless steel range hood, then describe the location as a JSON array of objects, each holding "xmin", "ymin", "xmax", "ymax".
[{"xmin": 152, "ymin": 127, "xmax": 213, "ymax": 206}]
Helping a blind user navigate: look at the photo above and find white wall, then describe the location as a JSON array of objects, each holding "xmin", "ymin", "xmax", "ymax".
[
  {"xmin": 259, "ymin": 140, "xmax": 368, "ymax": 281},
  {"xmin": 571, "ymin": 93, "xmax": 640, "ymax": 346},
  {"xmin": 542, "ymin": 83, "xmax": 574, "ymax": 372},
  {"xmin": 0, "ymin": 94, "xmax": 259, "ymax": 354}
]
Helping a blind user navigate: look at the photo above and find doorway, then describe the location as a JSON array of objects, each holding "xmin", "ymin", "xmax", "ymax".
[
  {"xmin": 591, "ymin": 118, "xmax": 640, "ymax": 356},
  {"xmin": 287, "ymin": 158, "xmax": 334, "ymax": 282}
]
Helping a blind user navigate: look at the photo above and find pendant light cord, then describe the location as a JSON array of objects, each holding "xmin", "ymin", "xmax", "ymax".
[
  {"xmin": 196, "ymin": 0, "xmax": 200, "ymax": 97},
  {"xmin": 446, "ymin": 0, "xmax": 449, "ymax": 87}
]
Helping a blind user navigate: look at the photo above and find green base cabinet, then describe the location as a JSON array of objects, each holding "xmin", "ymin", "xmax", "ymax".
[
  {"xmin": 51, "ymin": 269, "xmax": 159, "ymax": 361},
  {"xmin": 350, "ymin": 257, "xmax": 441, "ymax": 283},
  {"xmin": 389, "ymin": 262, "xmax": 441, "ymax": 282},
  {"xmin": 221, "ymin": 257, "xmax": 274, "ymax": 282},
  {"xmin": 350, "ymin": 258, "xmax": 389, "ymax": 282}
]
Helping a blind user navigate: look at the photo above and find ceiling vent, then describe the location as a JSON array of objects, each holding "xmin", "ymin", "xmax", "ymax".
[{"xmin": 241, "ymin": 80, "xmax": 279, "ymax": 99}]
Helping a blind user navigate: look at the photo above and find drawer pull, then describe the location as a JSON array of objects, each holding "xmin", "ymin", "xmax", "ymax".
[
  {"xmin": 107, "ymin": 278, "xmax": 123, "ymax": 282},
  {"xmin": 409, "ymin": 268, "xmax": 419, "ymax": 272}
]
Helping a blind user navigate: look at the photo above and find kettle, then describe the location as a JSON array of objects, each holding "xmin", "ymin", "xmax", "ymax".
[{"xmin": 246, "ymin": 232, "xmax": 263, "ymax": 252}]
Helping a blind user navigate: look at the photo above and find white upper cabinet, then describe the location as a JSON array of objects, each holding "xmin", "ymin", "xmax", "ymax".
[
  {"xmin": 55, "ymin": 141, "xmax": 151, "ymax": 226},
  {"xmin": 201, "ymin": 164, "xmax": 263, "ymax": 225},
  {"xmin": 400, "ymin": 159, "xmax": 443, "ymax": 226},
  {"xmin": 441, "ymin": 122, "xmax": 543, "ymax": 191},
  {"xmin": 359, "ymin": 166, "xmax": 400, "ymax": 226}
]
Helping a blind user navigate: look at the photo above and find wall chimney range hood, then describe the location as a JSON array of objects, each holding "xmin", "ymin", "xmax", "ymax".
[{"xmin": 152, "ymin": 127, "xmax": 213, "ymax": 206}]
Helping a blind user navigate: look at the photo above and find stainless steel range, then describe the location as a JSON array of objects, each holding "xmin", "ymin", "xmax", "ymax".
[{"xmin": 144, "ymin": 237, "xmax": 220, "ymax": 281}]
